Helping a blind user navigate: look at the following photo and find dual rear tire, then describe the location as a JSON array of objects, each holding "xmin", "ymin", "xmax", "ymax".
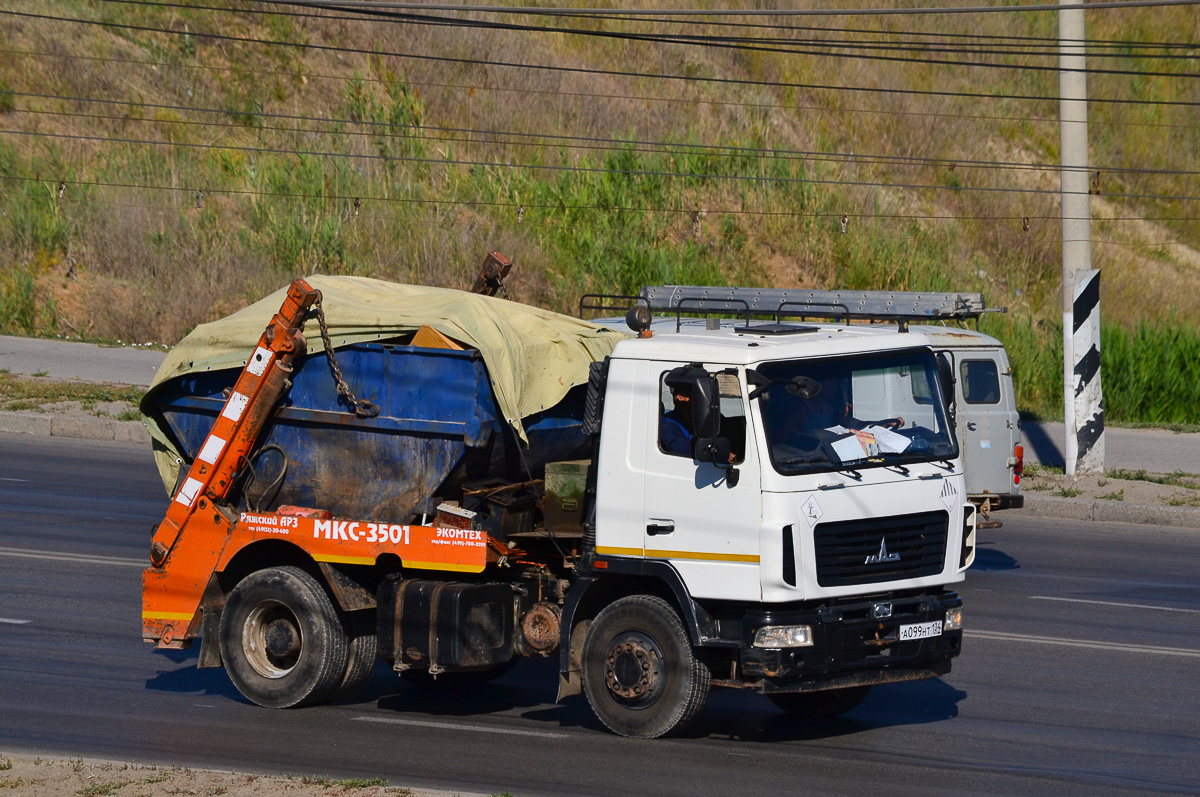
[{"xmin": 219, "ymin": 566, "xmax": 375, "ymax": 708}]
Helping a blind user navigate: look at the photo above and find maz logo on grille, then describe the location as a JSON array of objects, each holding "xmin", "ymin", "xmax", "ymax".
[{"xmin": 864, "ymin": 538, "xmax": 901, "ymax": 565}]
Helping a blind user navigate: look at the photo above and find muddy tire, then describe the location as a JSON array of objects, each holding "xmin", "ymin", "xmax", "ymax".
[
  {"xmin": 581, "ymin": 595, "xmax": 709, "ymax": 738},
  {"xmin": 767, "ymin": 685, "xmax": 872, "ymax": 718},
  {"xmin": 328, "ymin": 610, "xmax": 377, "ymax": 703},
  {"xmin": 220, "ymin": 566, "xmax": 349, "ymax": 708}
]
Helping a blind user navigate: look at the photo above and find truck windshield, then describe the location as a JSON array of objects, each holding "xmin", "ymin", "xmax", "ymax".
[{"xmin": 755, "ymin": 348, "xmax": 956, "ymax": 475}]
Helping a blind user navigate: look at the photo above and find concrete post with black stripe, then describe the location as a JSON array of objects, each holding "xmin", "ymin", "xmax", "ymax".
[
  {"xmin": 1059, "ymin": 0, "xmax": 1097, "ymax": 477},
  {"xmin": 1072, "ymin": 269, "xmax": 1105, "ymax": 473}
]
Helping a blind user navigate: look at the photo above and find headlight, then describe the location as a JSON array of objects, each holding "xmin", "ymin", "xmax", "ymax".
[
  {"xmin": 753, "ymin": 625, "xmax": 813, "ymax": 648},
  {"xmin": 944, "ymin": 608, "xmax": 963, "ymax": 631}
]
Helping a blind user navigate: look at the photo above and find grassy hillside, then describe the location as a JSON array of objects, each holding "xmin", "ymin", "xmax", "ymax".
[{"xmin": 1, "ymin": 0, "xmax": 1198, "ymax": 421}]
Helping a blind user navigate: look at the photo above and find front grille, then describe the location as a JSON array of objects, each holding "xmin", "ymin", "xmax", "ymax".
[{"xmin": 813, "ymin": 510, "xmax": 948, "ymax": 587}]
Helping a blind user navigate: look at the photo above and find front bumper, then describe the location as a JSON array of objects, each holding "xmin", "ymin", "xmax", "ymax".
[
  {"xmin": 736, "ymin": 591, "xmax": 963, "ymax": 694},
  {"xmin": 971, "ymin": 493, "xmax": 1024, "ymax": 511}
]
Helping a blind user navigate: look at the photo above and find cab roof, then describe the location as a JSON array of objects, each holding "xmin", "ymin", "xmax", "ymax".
[{"xmin": 593, "ymin": 316, "xmax": 1004, "ymax": 366}]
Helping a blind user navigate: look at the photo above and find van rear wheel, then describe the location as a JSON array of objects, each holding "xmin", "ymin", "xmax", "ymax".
[
  {"xmin": 220, "ymin": 566, "xmax": 349, "ymax": 708},
  {"xmin": 581, "ymin": 595, "xmax": 709, "ymax": 738}
]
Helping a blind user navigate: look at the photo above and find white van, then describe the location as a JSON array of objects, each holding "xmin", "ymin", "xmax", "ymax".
[{"xmin": 609, "ymin": 287, "xmax": 1024, "ymax": 526}]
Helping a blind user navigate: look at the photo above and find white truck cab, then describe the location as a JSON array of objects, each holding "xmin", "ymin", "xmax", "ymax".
[{"xmin": 564, "ymin": 307, "xmax": 975, "ymax": 737}]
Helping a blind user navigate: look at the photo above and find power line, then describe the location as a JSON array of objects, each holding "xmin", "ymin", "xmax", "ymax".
[
  {"xmin": 6, "ymin": 128, "xmax": 1200, "ymax": 203},
  {"xmin": 10, "ymin": 91, "xmax": 1198, "ymax": 177},
  {"xmin": 85, "ymin": 0, "xmax": 1200, "ymax": 53},
  {"xmin": 94, "ymin": 0, "xmax": 1200, "ymax": 62},
  {"xmin": 261, "ymin": 0, "xmax": 1200, "ymax": 18},
  {"xmin": 8, "ymin": 46, "xmax": 1197, "ymax": 113},
  {"xmin": 6, "ymin": 8, "xmax": 1198, "ymax": 104},
  {"xmin": 550, "ymin": 10, "xmax": 1199, "ymax": 52}
]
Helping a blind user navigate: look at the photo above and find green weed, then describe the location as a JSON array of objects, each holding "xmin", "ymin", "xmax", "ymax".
[
  {"xmin": 1, "ymin": 777, "xmax": 37, "ymax": 789},
  {"xmin": 1054, "ymin": 486, "xmax": 1085, "ymax": 498},
  {"xmin": 1098, "ymin": 489, "xmax": 1125, "ymax": 501},
  {"xmin": 336, "ymin": 777, "xmax": 388, "ymax": 788},
  {"xmin": 0, "ymin": 373, "xmax": 144, "ymax": 406},
  {"xmin": 1107, "ymin": 469, "xmax": 1200, "ymax": 490}
]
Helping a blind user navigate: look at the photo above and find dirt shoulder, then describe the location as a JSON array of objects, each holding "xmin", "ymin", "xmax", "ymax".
[
  {"xmin": 1021, "ymin": 463, "xmax": 1200, "ymax": 509},
  {"xmin": 0, "ymin": 754, "xmax": 489, "ymax": 797}
]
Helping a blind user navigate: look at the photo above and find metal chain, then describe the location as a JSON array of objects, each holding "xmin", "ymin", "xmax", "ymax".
[{"xmin": 313, "ymin": 299, "xmax": 379, "ymax": 419}]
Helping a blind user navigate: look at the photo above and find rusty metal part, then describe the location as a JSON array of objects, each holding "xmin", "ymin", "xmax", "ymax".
[
  {"xmin": 709, "ymin": 678, "xmax": 761, "ymax": 689},
  {"xmin": 606, "ymin": 640, "xmax": 656, "ymax": 699},
  {"xmin": 470, "ymin": 251, "xmax": 512, "ymax": 297},
  {"xmin": 313, "ymin": 298, "xmax": 380, "ymax": 419},
  {"xmin": 521, "ymin": 602, "xmax": 562, "ymax": 653},
  {"xmin": 463, "ymin": 478, "xmax": 542, "ymax": 498}
]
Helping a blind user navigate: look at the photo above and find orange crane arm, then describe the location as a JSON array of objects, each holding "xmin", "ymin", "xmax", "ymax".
[{"xmin": 142, "ymin": 279, "xmax": 320, "ymax": 647}]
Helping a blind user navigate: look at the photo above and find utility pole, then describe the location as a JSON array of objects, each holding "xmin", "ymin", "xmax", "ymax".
[{"xmin": 1058, "ymin": 0, "xmax": 1104, "ymax": 477}]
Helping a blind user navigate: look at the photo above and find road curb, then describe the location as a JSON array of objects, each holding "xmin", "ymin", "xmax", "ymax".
[
  {"xmin": 0, "ymin": 410, "xmax": 151, "ymax": 445},
  {"xmin": 1018, "ymin": 494, "xmax": 1200, "ymax": 530}
]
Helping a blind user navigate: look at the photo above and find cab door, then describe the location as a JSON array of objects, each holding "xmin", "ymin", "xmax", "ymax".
[
  {"xmin": 639, "ymin": 361, "xmax": 762, "ymax": 602},
  {"xmin": 955, "ymin": 351, "xmax": 1018, "ymax": 497}
]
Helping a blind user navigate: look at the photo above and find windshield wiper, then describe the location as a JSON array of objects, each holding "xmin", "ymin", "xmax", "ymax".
[{"xmin": 778, "ymin": 456, "xmax": 827, "ymax": 467}]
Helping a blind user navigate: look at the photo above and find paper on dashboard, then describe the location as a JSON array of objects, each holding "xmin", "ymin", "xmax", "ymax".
[
  {"xmin": 865, "ymin": 425, "xmax": 912, "ymax": 454},
  {"xmin": 831, "ymin": 435, "xmax": 868, "ymax": 462}
]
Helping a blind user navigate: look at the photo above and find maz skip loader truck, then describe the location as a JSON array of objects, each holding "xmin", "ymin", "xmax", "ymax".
[{"xmin": 141, "ymin": 275, "xmax": 974, "ymax": 738}]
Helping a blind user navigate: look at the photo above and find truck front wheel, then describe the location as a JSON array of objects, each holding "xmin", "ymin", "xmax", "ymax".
[
  {"xmin": 581, "ymin": 595, "xmax": 709, "ymax": 738},
  {"xmin": 220, "ymin": 566, "xmax": 349, "ymax": 708}
]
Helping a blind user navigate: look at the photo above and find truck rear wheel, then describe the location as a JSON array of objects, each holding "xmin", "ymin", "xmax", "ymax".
[
  {"xmin": 767, "ymin": 685, "xmax": 871, "ymax": 718},
  {"xmin": 220, "ymin": 566, "xmax": 349, "ymax": 708},
  {"xmin": 581, "ymin": 595, "xmax": 709, "ymax": 738},
  {"xmin": 328, "ymin": 610, "xmax": 377, "ymax": 703}
]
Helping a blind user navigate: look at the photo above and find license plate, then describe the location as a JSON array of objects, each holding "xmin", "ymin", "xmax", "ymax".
[{"xmin": 898, "ymin": 620, "xmax": 943, "ymax": 641}]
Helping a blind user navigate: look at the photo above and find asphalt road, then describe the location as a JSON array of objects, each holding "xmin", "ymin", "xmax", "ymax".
[{"xmin": 2, "ymin": 433, "xmax": 1198, "ymax": 796}]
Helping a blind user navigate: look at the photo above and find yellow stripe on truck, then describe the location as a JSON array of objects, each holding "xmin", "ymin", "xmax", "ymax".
[
  {"xmin": 142, "ymin": 611, "xmax": 195, "ymax": 621},
  {"xmin": 597, "ymin": 546, "xmax": 759, "ymax": 564}
]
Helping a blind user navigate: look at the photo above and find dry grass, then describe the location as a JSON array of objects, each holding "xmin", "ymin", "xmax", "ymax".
[{"xmin": 1, "ymin": 1, "xmax": 1198, "ymax": 419}]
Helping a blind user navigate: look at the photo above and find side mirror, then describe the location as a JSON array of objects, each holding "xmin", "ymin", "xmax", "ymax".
[
  {"xmin": 936, "ymin": 352, "xmax": 958, "ymax": 425},
  {"xmin": 689, "ymin": 374, "xmax": 722, "ymax": 439},
  {"xmin": 664, "ymin": 365, "xmax": 722, "ymax": 438}
]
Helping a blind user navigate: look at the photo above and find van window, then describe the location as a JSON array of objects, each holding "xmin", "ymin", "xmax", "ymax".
[{"xmin": 961, "ymin": 359, "xmax": 1000, "ymax": 404}]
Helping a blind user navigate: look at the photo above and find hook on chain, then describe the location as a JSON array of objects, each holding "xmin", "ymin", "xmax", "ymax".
[{"xmin": 312, "ymin": 299, "xmax": 380, "ymax": 419}]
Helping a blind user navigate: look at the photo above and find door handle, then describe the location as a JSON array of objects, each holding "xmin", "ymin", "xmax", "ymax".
[{"xmin": 646, "ymin": 522, "xmax": 675, "ymax": 536}]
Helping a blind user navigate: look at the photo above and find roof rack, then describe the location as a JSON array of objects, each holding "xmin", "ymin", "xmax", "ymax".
[{"xmin": 639, "ymin": 285, "xmax": 1002, "ymax": 328}]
